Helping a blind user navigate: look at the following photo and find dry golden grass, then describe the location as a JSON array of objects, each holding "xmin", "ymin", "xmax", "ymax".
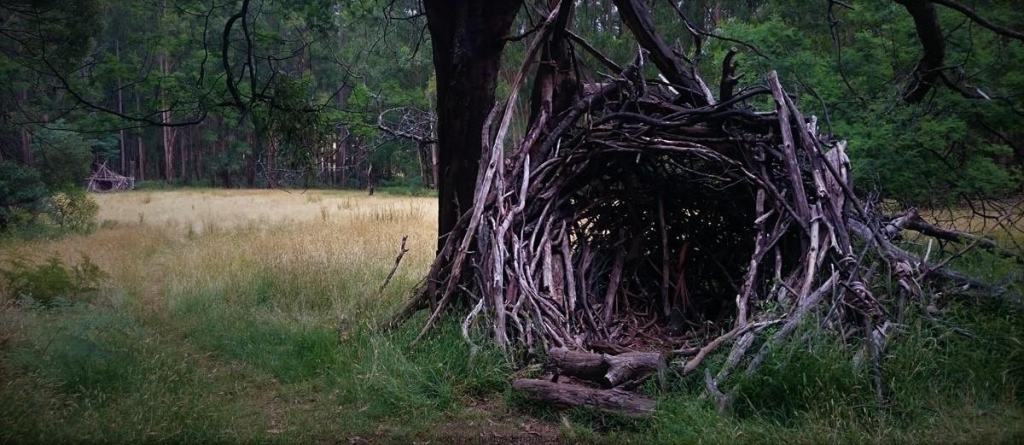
[
  {"xmin": 2, "ymin": 189, "xmax": 438, "ymax": 321},
  {"xmin": 877, "ymin": 199, "xmax": 1024, "ymax": 246},
  {"xmin": 95, "ymin": 188, "xmax": 434, "ymax": 231},
  {"xmin": 918, "ymin": 204, "xmax": 1024, "ymax": 245}
]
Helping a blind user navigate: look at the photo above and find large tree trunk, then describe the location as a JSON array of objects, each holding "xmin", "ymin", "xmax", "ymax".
[{"xmin": 424, "ymin": 0, "xmax": 523, "ymax": 251}]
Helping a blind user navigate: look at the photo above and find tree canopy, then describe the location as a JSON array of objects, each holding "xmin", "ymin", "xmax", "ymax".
[{"xmin": 0, "ymin": 0, "xmax": 1020, "ymax": 203}]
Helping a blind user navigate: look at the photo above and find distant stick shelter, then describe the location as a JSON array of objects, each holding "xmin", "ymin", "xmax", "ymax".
[{"xmin": 86, "ymin": 163, "xmax": 135, "ymax": 192}]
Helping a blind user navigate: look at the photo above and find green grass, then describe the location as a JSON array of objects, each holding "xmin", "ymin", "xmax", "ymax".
[
  {"xmin": 1, "ymin": 305, "xmax": 249, "ymax": 443},
  {"xmin": 1, "ymin": 300, "xmax": 509, "ymax": 443},
  {"xmin": 3, "ymin": 272, "xmax": 1022, "ymax": 444},
  {"xmin": 550, "ymin": 301, "xmax": 1024, "ymax": 444}
]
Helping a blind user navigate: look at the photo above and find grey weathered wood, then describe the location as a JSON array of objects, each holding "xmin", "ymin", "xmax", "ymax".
[
  {"xmin": 548, "ymin": 347, "xmax": 664, "ymax": 387},
  {"xmin": 512, "ymin": 378, "xmax": 656, "ymax": 417}
]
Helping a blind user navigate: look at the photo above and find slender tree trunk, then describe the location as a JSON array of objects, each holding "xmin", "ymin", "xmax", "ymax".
[
  {"xmin": 116, "ymin": 39, "xmax": 126, "ymax": 174},
  {"xmin": 424, "ymin": 0, "xmax": 523, "ymax": 251},
  {"xmin": 160, "ymin": 53, "xmax": 175, "ymax": 182},
  {"xmin": 18, "ymin": 89, "xmax": 32, "ymax": 165},
  {"xmin": 416, "ymin": 142, "xmax": 430, "ymax": 187},
  {"xmin": 338, "ymin": 138, "xmax": 347, "ymax": 186},
  {"xmin": 180, "ymin": 126, "xmax": 187, "ymax": 183},
  {"xmin": 266, "ymin": 137, "xmax": 278, "ymax": 188},
  {"xmin": 158, "ymin": 0, "xmax": 175, "ymax": 182},
  {"xmin": 246, "ymin": 122, "xmax": 258, "ymax": 187},
  {"xmin": 429, "ymin": 142, "xmax": 439, "ymax": 190},
  {"xmin": 136, "ymin": 93, "xmax": 145, "ymax": 181},
  {"xmin": 20, "ymin": 126, "xmax": 31, "ymax": 165},
  {"xmin": 335, "ymin": 85, "xmax": 352, "ymax": 187},
  {"xmin": 193, "ymin": 123, "xmax": 202, "ymax": 181}
]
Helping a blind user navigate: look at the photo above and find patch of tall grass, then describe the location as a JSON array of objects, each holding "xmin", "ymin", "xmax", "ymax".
[
  {"xmin": 0, "ymin": 189, "xmax": 508, "ymax": 442},
  {"xmin": 0, "ymin": 305, "xmax": 250, "ymax": 443}
]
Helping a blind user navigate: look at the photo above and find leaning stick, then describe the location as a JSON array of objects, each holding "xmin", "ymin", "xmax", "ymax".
[{"xmin": 378, "ymin": 235, "xmax": 409, "ymax": 295}]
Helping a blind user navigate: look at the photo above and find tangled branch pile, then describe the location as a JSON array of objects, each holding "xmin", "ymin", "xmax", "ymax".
[{"xmin": 392, "ymin": 0, "xmax": 1020, "ymax": 414}]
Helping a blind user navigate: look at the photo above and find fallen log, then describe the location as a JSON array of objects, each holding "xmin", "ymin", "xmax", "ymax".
[
  {"xmin": 885, "ymin": 208, "xmax": 1022, "ymax": 261},
  {"xmin": 548, "ymin": 347, "xmax": 665, "ymax": 387},
  {"xmin": 512, "ymin": 378, "xmax": 656, "ymax": 417}
]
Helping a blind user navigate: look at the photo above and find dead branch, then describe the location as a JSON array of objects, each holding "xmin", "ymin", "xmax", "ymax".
[{"xmin": 378, "ymin": 235, "xmax": 410, "ymax": 295}]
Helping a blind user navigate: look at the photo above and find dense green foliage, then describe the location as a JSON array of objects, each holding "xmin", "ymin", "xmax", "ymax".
[
  {"xmin": 0, "ymin": 161, "xmax": 48, "ymax": 230},
  {"xmin": 1, "ymin": 0, "xmax": 435, "ymax": 190},
  {"xmin": 1, "ymin": 0, "xmax": 1020, "ymax": 201},
  {"xmin": 712, "ymin": 2, "xmax": 1024, "ymax": 203},
  {"xmin": 0, "ymin": 143, "xmax": 99, "ymax": 236}
]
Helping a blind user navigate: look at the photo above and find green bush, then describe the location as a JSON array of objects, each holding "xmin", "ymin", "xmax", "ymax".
[
  {"xmin": 49, "ymin": 190, "xmax": 99, "ymax": 233},
  {"xmin": 706, "ymin": 9, "xmax": 1024, "ymax": 205},
  {"xmin": 378, "ymin": 177, "xmax": 435, "ymax": 197},
  {"xmin": 0, "ymin": 255, "xmax": 106, "ymax": 307}
]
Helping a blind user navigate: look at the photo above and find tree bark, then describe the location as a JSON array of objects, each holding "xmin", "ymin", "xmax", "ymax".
[{"xmin": 424, "ymin": 0, "xmax": 523, "ymax": 251}]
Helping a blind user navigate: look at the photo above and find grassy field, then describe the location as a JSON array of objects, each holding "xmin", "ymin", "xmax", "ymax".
[{"xmin": 1, "ymin": 189, "xmax": 1022, "ymax": 444}]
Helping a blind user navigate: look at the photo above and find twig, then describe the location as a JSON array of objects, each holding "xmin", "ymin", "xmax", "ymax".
[{"xmin": 377, "ymin": 235, "xmax": 409, "ymax": 295}]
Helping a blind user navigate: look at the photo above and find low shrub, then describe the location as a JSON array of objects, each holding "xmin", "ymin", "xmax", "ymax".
[
  {"xmin": 0, "ymin": 255, "xmax": 106, "ymax": 307},
  {"xmin": 49, "ymin": 191, "xmax": 99, "ymax": 233}
]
